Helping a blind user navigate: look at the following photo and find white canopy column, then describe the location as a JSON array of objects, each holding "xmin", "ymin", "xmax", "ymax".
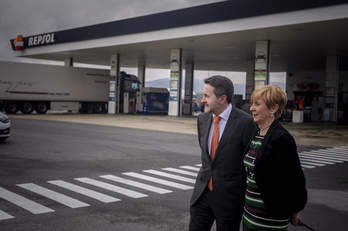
[
  {"xmin": 183, "ymin": 63, "xmax": 194, "ymax": 115},
  {"xmin": 137, "ymin": 65, "xmax": 145, "ymax": 88},
  {"xmin": 254, "ymin": 40, "xmax": 270, "ymax": 89},
  {"xmin": 108, "ymin": 54, "xmax": 120, "ymax": 114},
  {"xmin": 168, "ymin": 49, "xmax": 182, "ymax": 116},
  {"xmin": 325, "ymin": 55, "xmax": 339, "ymax": 122},
  {"xmin": 64, "ymin": 58, "xmax": 73, "ymax": 66}
]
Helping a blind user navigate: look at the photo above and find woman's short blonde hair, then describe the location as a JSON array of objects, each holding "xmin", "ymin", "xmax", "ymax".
[{"xmin": 250, "ymin": 85, "xmax": 287, "ymax": 120}]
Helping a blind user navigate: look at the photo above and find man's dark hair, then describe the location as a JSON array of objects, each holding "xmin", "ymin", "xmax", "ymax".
[{"xmin": 204, "ymin": 75, "xmax": 234, "ymax": 103}]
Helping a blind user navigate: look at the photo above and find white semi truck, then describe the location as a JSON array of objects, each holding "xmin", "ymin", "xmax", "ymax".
[{"xmin": 0, "ymin": 61, "xmax": 113, "ymax": 114}]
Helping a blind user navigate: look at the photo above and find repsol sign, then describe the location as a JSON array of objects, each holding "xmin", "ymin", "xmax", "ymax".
[
  {"xmin": 12, "ymin": 33, "xmax": 57, "ymax": 50},
  {"xmin": 28, "ymin": 33, "xmax": 56, "ymax": 46}
]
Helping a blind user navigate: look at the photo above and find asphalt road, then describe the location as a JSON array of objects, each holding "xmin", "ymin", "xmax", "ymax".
[{"xmin": 0, "ymin": 118, "xmax": 347, "ymax": 231}]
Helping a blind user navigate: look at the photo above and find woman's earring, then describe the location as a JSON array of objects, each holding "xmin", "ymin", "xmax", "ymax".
[{"xmin": 271, "ymin": 112, "xmax": 274, "ymax": 117}]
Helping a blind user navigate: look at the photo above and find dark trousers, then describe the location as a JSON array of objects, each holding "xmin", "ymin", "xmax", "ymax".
[{"xmin": 189, "ymin": 187, "xmax": 241, "ymax": 231}]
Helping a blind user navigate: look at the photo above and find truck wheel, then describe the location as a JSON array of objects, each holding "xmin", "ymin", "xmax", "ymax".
[
  {"xmin": 20, "ymin": 102, "xmax": 34, "ymax": 114},
  {"xmin": 5, "ymin": 101, "xmax": 19, "ymax": 114},
  {"xmin": 35, "ymin": 102, "xmax": 48, "ymax": 114},
  {"xmin": 87, "ymin": 103, "xmax": 94, "ymax": 114},
  {"xmin": 93, "ymin": 103, "xmax": 103, "ymax": 113}
]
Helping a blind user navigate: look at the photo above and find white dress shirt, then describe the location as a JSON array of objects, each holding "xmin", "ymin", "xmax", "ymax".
[{"xmin": 208, "ymin": 104, "xmax": 233, "ymax": 155}]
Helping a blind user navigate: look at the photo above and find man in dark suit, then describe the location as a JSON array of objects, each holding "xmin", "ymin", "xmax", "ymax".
[{"xmin": 189, "ymin": 75, "xmax": 257, "ymax": 231}]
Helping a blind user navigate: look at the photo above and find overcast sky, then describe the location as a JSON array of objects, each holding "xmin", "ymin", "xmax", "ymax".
[
  {"xmin": 0, "ymin": 0, "xmax": 225, "ymax": 63},
  {"xmin": 0, "ymin": 0, "xmax": 254, "ymax": 95}
]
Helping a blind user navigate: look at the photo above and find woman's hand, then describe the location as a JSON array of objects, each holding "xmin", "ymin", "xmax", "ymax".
[{"xmin": 290, "ymin": 213, "xmax": 301, "ymax": 226}]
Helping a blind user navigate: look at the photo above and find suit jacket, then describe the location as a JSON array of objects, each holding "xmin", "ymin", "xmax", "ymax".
[
  {"xmin": 251, "ymin": 120, "xmax": 307, "ymax": 219},
  {"xmin": 190, "ymin": 105, "xmax": 257, "ymax": 216}
]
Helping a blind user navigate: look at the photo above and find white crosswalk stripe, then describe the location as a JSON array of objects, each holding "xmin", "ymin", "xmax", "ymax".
[
  {"xmin": 74, "ymin": 177, "xmax": 148, "ymax": 198},
  {"xmin": 299, "ymin": 164, "xmax": 316, "ymax": 169},
  {"xmin": 48, "ymin": 180, "xmax": 121, "ymax": 203},
  {"xmin": 122, "ymin": 172, "xmax": 193, "ymax": 190},
  {"xmin": 0, "ymin": 186, "xmax": 54, "ymax": 216},
  {"xmin": 300, "ymin": 153, "xmax": 346, "ymax": 162},
  {"xmin": 0, "ymin": 209, "xmax": 14, "ymax": 221},
  {"xmin": 299, "ymin": 145, "xmax": 348, "ymax": 169},
  {"xmin": 299, "ymin": 160, "xmax": 326, "ymax": 167},
  {"xmin": 179, "ymin": 166, "xmax": 200, "ymax": 171},
  {"xmin": 17, "ymin": 183, "xmax": 90, "ymax": 208},
  {"xmin": 143, "ymin": 169, "xmax": 196, "ymax": 183},
  {"xmin": 162, "ymin": 167, "xmax": 198, "ymax": 177},
  {"xmin": 300, "ymin": 155, "xmax": 341, "ymax": 164},
  {"xmin": 100, "ymin": 175, "xmax": 172, "ymax": 194},
  {"xmin": 302, "ymin": 150, "xmax": 348, "ymax": 159}
]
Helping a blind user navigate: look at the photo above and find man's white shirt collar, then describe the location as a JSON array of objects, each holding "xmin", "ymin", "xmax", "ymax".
[{"xmin": 213, "ymin": 104, "xmax": 232, "ymax": 121}]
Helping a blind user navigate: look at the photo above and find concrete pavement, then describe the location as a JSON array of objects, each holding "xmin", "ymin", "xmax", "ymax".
[{"xmin": 8, "ymin": 111, "xmax": 348, "ymax": 148}]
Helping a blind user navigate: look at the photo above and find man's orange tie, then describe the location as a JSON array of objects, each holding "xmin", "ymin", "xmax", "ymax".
[{"xmin": 208, "ymin": 116, "xmax": 221, "ymax": 191}]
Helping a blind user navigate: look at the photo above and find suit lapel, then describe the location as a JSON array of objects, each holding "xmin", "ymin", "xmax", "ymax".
[{"xmin": 200, "ymin": 113, "xmax": 213, "ymax": 159}]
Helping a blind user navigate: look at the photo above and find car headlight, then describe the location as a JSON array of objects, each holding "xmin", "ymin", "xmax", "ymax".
[{"xmin": 0, "ymin": 115, "xmax": 10, "ymax": 123}]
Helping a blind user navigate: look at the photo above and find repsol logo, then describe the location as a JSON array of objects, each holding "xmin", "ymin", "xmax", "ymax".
[{"xmin": 28, "ymin": 33, "xmax": 56, "ymax": 46}]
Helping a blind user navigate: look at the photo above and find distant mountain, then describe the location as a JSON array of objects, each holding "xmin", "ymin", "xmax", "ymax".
[
  {"xmin": 145, "ymin": 78, "xmax": 246, "ymax": 97},
  {"xmin": 145, "ymin": 78, "xmax": 169, "ymax": 89},
  {"xmin": 269, "ymin": 81, "xmax": 286, "ymax": 90}
]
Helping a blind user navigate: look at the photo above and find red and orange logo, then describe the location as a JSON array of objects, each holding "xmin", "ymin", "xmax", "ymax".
[{"xmin": 13, "ymin": 35, "xmax": 24, "ymax": 50}]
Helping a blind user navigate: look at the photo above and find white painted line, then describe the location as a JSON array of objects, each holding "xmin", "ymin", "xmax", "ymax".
[
  {"xmin": 299, "ymin": 161, "xmax": 326, "ymax": 167},
  {"xmin": 100, "ymin": 175, "xmax": 172, "ymax": 194},
  {"xmin": 122, "ymin": 172, "xmax": 193, "ymax": 190},
  {"xmin": 331, "ymin": 146, "xmax": 348, "ymax": 150},
  {"xmin": 179, "ymin": 166, "xmax": 200, "ymax": 171},
  {"xmin": 0, "ymin": 186, "xmax": 54, "ymax": 214},
  {"xmin": 302, "ymin": 149, "xmax": 348, "ymax": 157},
  {"xmin": 299, "ymin": 153, "xmax": 348, "ymax": 162},
  {"xmin": 0, "ymin": 209, "xmax": 14, "ymax": 221},
  {"xmin": 300, "ymin": 149, "xmax": 348, "ymax": 156},
  {"xmin": 324, "ymin": 148, "xmax": 348, "ymax": 153},
  {"xmin": 162, "ymin": 167, "xmax": 198, "ymax": 176},
  {"xmin": 143, "ymin": 170, "xmax": 196, "ymax": 183},
  {"xmin": 300, "ymin": 164, "xmax": 316, "ymax": 169},
  {"xmin": 75, "ymin": 178, "xmax": 148, "ymax": 198},
  {"xmin": 299, "ymin": 157, "xmax": 338, "ymax": 165},
  {"xmin": 308, "ymin": 149, "xmax": 348, "ymax": 157},
  {"xmin": 17, "ymin": 183, "xmax": 89, "ymax": 209},
  {"xmin": 48, "ymin": 180, "xmax": 120, "ymax": 203}
]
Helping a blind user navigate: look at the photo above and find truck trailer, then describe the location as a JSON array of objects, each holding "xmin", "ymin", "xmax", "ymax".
[{"xmin": 0, "ymin": 61, "xmax": 111, "ymax": 114}]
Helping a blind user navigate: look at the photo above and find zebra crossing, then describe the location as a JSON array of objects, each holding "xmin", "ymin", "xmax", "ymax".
[
  {"xmin": 0, "ymin": 165, "xmax": 199, "ymax": 221},
  {"xmin": 299, "ymin": 145, "xmax": 348, "ymax": 169},
  {"xmin": 0, "ymin": 145, "xmax": 347, "ymax": 221}
]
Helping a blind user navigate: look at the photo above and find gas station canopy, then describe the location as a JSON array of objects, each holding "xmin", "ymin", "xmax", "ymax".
[{"xmin": 11, "ymin": 0, "xmax": 348, "ymax": 73}]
